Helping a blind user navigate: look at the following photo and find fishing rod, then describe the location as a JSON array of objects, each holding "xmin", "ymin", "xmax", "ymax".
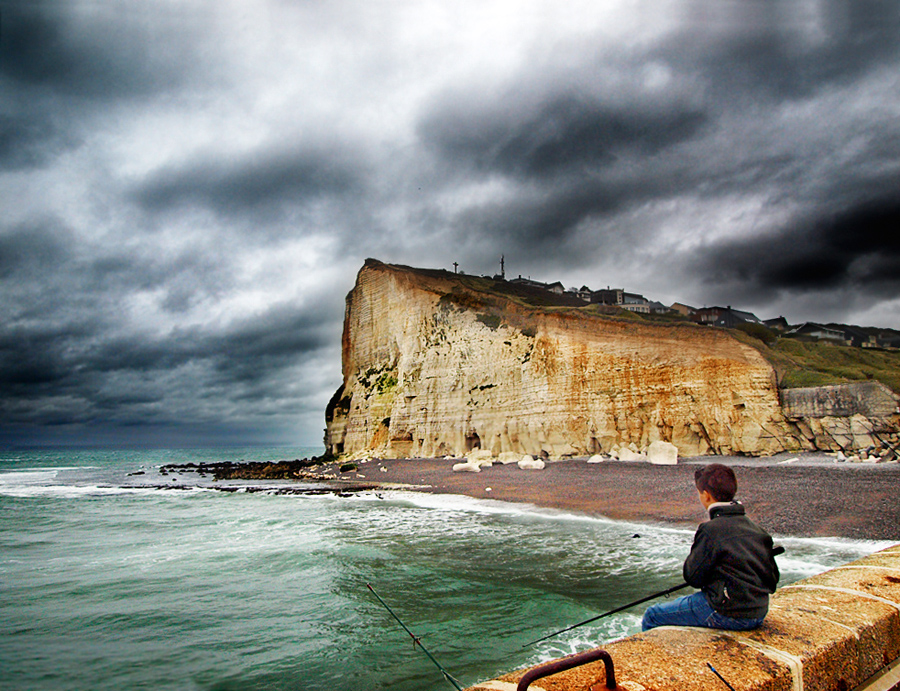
[
  {"xmin": 521, "ymin": 581, "xmax": 691, "ymax": 647},
  {"xmin": 366, "ymin": 583, "xmax": 465, "ymax": 691},
  {"xmin": 707, "ymin": 663, "xmax": 737, "ymax": 691}
]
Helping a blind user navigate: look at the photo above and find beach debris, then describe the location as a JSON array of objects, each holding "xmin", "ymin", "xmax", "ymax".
[
  {"xmin": 485, "ymin": 487, "xmax": 492, "ymax": 492},
  {"xmin": 518, "ymin": 456, "xmax": 545, "ymax": 470},
  {"xmin": 647, "ymin": 441, "xmax": 678, "ymax": 465},
  {"xmin": 587, "ymin": 454, "xmax": 606, "ymax": 464},
  {"xmin": 777, "ymin": 457, "xmax": 800, "ymax": 464},
  {"xmin": 380, "ymin": 466, "xmax": 388, "ymax": 472}
]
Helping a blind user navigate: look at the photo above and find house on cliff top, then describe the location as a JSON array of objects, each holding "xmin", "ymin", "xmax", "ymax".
[
  {"xmin": 509, "ymin": 275, "xmax": 565, "ymax": 294},
  {"xmin": 590, "ymin": 288, "xmax": 651, "ymax": 314},
  {"xmin": 785, "ymin": 322, "xmax": 851, "ymax": 344},
  {"xmin": 692, "ymin": 306, "xmax": 762, "ymax": 328}
]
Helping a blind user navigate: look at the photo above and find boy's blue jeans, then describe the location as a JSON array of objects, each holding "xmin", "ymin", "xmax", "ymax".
[{"xmin": 641, "ymin": 591, "xmax": 765, "ymax": 632}]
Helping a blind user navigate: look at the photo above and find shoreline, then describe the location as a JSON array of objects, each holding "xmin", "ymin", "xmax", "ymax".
[{"xmin": 303, "ymin": 452, "xmax": 900, "ymax": 541}]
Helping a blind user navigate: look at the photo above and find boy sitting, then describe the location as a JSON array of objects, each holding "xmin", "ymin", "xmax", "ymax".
[{"xmin": 642, "ymin": 463, "xmax": 780, "ymax": 631}]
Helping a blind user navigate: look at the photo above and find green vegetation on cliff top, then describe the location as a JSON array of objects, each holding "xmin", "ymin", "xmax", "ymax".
[{"xmin": 733, "ymin": 331, "xmax": 900, "ymax": 393}]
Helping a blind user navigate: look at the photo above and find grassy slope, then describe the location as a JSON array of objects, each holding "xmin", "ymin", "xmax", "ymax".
[{"xmin": 732, "ymin": 332, "xmax": 900, "ymax": 393}]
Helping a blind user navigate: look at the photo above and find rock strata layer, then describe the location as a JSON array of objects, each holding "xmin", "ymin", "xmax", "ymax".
[{"xmin": 326, "ymin": 260, "xmax": 815, "ymax": 459}]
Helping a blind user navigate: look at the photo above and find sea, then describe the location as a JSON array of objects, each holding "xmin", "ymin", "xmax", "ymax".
[{"xmin": 1, "ymin": 446, "xmax": 893, "ymax": 691}]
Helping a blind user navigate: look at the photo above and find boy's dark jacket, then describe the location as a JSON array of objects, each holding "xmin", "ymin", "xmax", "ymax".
[{"xmin": 683, "ymin": 502, "xmax": 780, "ymax": 619}]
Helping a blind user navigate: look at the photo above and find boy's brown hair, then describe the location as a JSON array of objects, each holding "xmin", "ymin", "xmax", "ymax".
[{"xmin": 694, "ymin": 463, "xmax": 737, "ymax": 503}]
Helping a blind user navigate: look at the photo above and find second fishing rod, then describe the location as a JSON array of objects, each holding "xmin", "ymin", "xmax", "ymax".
[{"xmin": 521, "ymin": 581, "xmax": 691, "ymax": 647}]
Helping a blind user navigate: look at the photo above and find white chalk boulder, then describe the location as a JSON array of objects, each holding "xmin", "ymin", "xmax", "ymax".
[
  {"xmin": 497, "ymin": 451, "xmax": 523, "ymax": 465},
  {"xmin": 466, "ymin": 450, "xmax": 495, "ymax": 467},
  {"xmin": 587, "ymin": 454, "xmax": 606, "ymax": 464},
  {"xmin": 617, "ymin": 447, "xmax": 645, "ymax": 462},
  {"xmin": 517, "ymin": 455, "xmax": 545, "ymax": 470},
  {"xmin": 647, "ymin": 441, "xmax": 679, "ymax": 465},
  {"xmin": 452, "ymin": 461, "xmax": 482, "ymax": 473}
]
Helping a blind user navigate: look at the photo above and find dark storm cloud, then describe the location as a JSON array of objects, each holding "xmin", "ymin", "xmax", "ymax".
[
  {"xmin": 415, "ymin": 79, "xmax": 710, "ymax": 252},
  {"xmin": 0, "ymin": 220, "xmax": 73, "ymax": 278},
  {"xmin": 0, "ymin": 0, "xmax": 202, "ymax": 97},
  {"xmin": 0, "ymin": 217, "xmax": 222, "ymax": 323},
  {"xmin": 0, "ymin": 207, "xmax": 344, "ymax": 441},
  {"xmin": 0, "ymin": 1, "xmax": 212, "ymax": 174},
  {"xmin": 83, "ymin": 303, "xmax": 334, "ymax": 387},
  {"xmin": 419, "ymin": 90, "xmax": 707, "ymax": 181},
  {"xmin": 134, "ymin": 144, "xmax": 363, "ymax": 216},
  {"xmin": 0, "ymin": 113, "xmax": 75, "ymax": 171},
  {"xmin": 659, "ymin": 0, "xmax": 900, "ymax": 101},
  {"xmin": 0, "ymin": 298, "xmax": 338, "ymax": 426},
  {"xmin": 695, "ymin": 197, "xmax": 900, "ymax": 299},
  {"xmin": 453, "ymin": 173, "xmax": 689, "ymax": 251},
  {"xmin": 407, "ymin": 1, "xmax": 900, "ymax": 314}
]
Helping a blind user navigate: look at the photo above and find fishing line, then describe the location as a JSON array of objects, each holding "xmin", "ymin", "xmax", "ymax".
[{"xmin": 366, "ymin": 582, "xmax": 465, "ymax": 691}]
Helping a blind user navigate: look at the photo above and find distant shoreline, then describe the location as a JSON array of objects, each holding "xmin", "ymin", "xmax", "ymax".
[{"xmin": 303, "ymin": 452, "xmax": 900, "ymax": 541}]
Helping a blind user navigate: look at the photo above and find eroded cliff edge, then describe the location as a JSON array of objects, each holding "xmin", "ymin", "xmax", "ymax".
[{"xmin": 324, "ymin": 260, "xmax": 896, "ymax": 460}]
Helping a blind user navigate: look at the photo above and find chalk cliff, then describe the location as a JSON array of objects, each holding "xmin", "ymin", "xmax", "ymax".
[{"xmin": 325, "ymin": 260, "xmax": 815, "ymax": 459}]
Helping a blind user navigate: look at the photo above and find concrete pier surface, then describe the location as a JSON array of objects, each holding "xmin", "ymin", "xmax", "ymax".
[{"xmin": 465, "ymin": 544, "xmax": 900, "ymax": 691}]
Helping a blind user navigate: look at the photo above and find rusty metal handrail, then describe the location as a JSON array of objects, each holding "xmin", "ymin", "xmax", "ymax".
[{"xmin": 516, "ymin": 648, "xmax": 617, "ymax": 691}]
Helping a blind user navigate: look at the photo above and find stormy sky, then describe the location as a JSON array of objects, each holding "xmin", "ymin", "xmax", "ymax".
[{"xmin": 2, "ymin": 0, "xmax": 899, "ymax": 447}]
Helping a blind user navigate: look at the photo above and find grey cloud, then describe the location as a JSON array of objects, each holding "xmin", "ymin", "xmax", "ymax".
[
  {"xmin": 1, "ymin": 217, "xmax": 222, "ymax": 325},
  {"xmin": 413, "ymin": 72, "xmax": 712, "ymax": 260},
  {"xmin": 0, "ymin": 2, "xmax": 215, "ymax": 175},
  {"xmin": 0, "ymin": 220, "xmax": 74, "ymax": 278},
  {"xmin": 660, "ymin": 0, "xmax": 900, "ymax": 101},
  {"xmin": 0, "ymin": 0, "xmax": 204, "ymax": 98},
  {"xmin": 694, "ymin": 196, "xmax": 900, "ymax": 301},
  {"xmin": 419, "ymin": 90, "xmax": 707, "ymax": 181},
  {"xmin": 0, "ymin": 113, "xmax": 76, "ymax": 170},
  {"xmin": 0, "ymin": 209, "xmax": 343, "ymax": 441},
  {"xmin": 0, "ymin": 319, "xmax": 100, "ymax": 399},
  {"xmin": 0, "ymin": 299, "xmax": 340, "ymax": 431},
  {"xmin": 134, "ymin": 144, "xmax": 363, "ymax": 217}
]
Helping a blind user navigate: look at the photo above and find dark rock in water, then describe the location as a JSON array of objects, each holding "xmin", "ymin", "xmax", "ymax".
[
  {"xmin": 158, "ymin": 456, "xmax": 328, "ymax": 480},
  {"xmin": 128, "ymin": 471, "xmax": 145, "ymax": 476}
]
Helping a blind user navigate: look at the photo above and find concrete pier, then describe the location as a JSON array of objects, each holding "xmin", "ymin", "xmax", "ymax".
[{"xmin": 467, "ymin": 544, "xmax": 900, "ymax": 691}]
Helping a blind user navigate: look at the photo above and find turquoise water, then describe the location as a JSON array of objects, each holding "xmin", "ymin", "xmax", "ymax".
[{"xmin": 1, "ymin": 448, "xmax": 893, "ymax": 691}]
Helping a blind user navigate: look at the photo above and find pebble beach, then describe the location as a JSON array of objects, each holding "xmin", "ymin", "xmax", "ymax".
[{"xmin": 312, "ymin": 452, "xmax": 900, "ymax": 541}]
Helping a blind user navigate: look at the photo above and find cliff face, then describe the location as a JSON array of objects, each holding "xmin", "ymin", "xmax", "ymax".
[{"xmin": 325, "ymin": 260, "xmax": 807, "ymax": 459}]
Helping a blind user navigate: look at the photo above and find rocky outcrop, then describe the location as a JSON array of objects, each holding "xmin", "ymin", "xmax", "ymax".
[
  {"xmin": 325, "ymin": 260, "xmax": 814, "ymax": 459},
  {"xmin": 782, "ymin": 382, "xmax": 900, "ymax": 453}
]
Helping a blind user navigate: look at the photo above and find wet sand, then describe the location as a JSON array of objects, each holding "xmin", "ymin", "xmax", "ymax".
[{"xmin": 320, "ymin": 453, "xmax": 900, "ymax": 541}]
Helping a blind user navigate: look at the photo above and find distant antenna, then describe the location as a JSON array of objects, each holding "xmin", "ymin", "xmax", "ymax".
[{"xmin": 500, "ymin": 255, "xmax": 505, "ymax": 279}]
